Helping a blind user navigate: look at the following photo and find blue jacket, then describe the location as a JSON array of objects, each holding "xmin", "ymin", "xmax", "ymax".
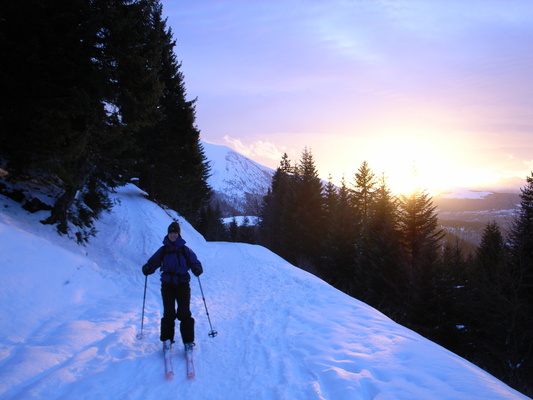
[{"xmin": 144, "ymin": 236, "xmax": 202, "ymax": 285}]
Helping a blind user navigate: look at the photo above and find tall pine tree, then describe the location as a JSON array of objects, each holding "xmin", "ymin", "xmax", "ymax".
[
  {"xmin": 322, "ymin": 175, "xmax": 359, "ymax": 295},
  {"xmin": 467, "ymin": 221, "xmax": 511, "ymax": 376},
  {"xmin": 259, "ymin": 153, "xmax": 294, "ymax": 259},
  {"xmin": 506, "ymin": 172, "xmax": 533, "ymax": 390},
  {"xmin": 349, "ymin": 161, "xmax": 378, "ymax": 299},
  {"xmin": 136, "ymin": 3, "xmax": 211, "ymax": 220},
  {"xmin": 398, "ymin": 188, "xmax": 445, "ymax": 332},
  {"xmin": 364, "ymin": 173, "xmax": 405, "ymax": 316},
  {"xmin": 351, "ymin": 161, "xmax": 377, "ymax": 221},
  {"xmin": 291, "ymin": 148, "xmax": 325, "ymax": 271}
]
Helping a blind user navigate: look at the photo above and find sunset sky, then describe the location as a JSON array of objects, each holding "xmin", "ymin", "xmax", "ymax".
[{"xmin": 164, "ymin": 0, "xmax": 533, "ymax": 194}]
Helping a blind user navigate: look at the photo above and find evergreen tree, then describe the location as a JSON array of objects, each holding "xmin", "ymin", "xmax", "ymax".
[
  {"xmin": 432, "ymin": 237, "xmax": 469, "ymax": 353},
  {"xmin": 323, "ymin": 175, "xmax": 339, "ymax": 224},
  {"xmin": 291, "ymin": 148, "xmax": 325, "ymax": 271},
  {"xmin": 51, "ymin": 0, "xmax": 166, "ymax": 232},
  {"xmin": 238, "ymin": 216, "xmax": 257, "ymax": 244},
  {"xmin": 228, "ymin": 217, "xmax": 239, "ymax": 242},
  {"xmin": 351, "ymin": 161, "xmax": 377, "ymax": 221},
  {"xmin": 349, "ymin": 161, "xmax": 378, "ymax": 299},
  {"xmin": 135, "ymin": 2, "xmax": 211, "ymax": 220},
  {"xmin": 1, "ymin": 0, "xmax": 102, "ymax": 173},
  {"xmin": 321, "ymin": 174, "xmax": 339, "ymax": 280},
  {"xmin": 259, "ymin": 153, "xmax": 294, "ymax": 259},
  {"xmin": 468, "ymin": 221, "xmax": 510, "ymax": 366},
  {"xmin": 398, "ymin": 188, "xmax": 445, "ymax": 331},
  {"xmin": 398, "ymin": 189, "xmax": 444, "ymax": 274},
  {"xmin": 259, "ymin": 188, "xmax": 275, "ymax": 248},
  {"xmin": 322, "ymin": 176, "xmax": 358, "ymax": 295},
  {"xmin": 364, "ymin": 173, "xmax": 405, "ymax": 316},
  {"xmin": 477, "ymin": 221, "xmax": 507, "ymax": 281},
  {"xmin": 509, "ymin": 172, "xmax": 533, "ymax": 284},
  {"xmin": 196, "ymin": 203, "xmax": 226, "ymax": 241},
  {"xmin": 1, "ymin": 0, "xmax": 211, "ymax": 234},
  {"xmin": 458, "ymin": 219, "xmax": 533, "ymax": 392},
  {"xmin": 1, "ymin": 0, "xmax": 167, "ymax": 233},
  {"xmin": 1, "ymin": 0, "xmax": 111, "ymax": 232},
  {"xmin": 506, "ymin": 173, "xmax": 533, "ymax": 390},
  {"xmin": 98, "ymin": 0, "xmax": 163, "ymax": 131}
]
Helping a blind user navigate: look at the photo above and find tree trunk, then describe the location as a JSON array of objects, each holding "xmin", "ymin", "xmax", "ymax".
[{"xmin": 43, "ymin": 160, "xmax": 90, "ymax": 233}]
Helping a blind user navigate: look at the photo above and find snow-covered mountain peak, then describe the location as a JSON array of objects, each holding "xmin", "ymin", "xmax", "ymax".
[
  {"xmin": 202, "ymin": 141, "xmax": 274, "ymax": 215},
  {"xmin": 202, "ymin": 141, "xmax": 274, "ymax": 194}
]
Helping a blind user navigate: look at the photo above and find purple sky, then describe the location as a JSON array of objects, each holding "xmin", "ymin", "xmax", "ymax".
[{"xmin": 164, "ymin": 0, "xmax": 533, "ymax": 193}]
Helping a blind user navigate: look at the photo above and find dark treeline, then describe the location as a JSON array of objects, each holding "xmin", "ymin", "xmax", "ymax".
[
  {"xmin": 258, "ymin": 149, "xmax": 533, "ymax": 396},
  {"xmin": 0, "ymin": 0, "xmax": 210, "ymax": 240},
  {"xmin": 195, "ymin": 203, "xmax": 259, "ymax": 244}
]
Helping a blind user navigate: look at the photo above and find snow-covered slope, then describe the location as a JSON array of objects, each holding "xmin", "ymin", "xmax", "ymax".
[
  {"xmin": 202, "ymin": 141, "xmax": 274, "ymax": 215},
  {"xmin": 0, "ymin": 185, "xmax": 529, "ymax": 400}
]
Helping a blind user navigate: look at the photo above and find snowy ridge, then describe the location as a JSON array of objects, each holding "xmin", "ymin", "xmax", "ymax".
[
  {"xmin": 439, "ymin": 188, "xmax": 493, "ymax": 199},
  {"xmin": 202, "ymin": 141, "xmax": 274, "ymax": 214},
  {"xmin": 202, "ymin": 141, "xmax": 274, "ymax": 195},
  {"xmin": 0, "ymin": 184, "xmax": 529, "ymax": 400}
]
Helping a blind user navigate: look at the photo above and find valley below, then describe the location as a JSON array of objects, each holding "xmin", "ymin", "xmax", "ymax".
[{"xmin": 435, "ymin": 192, "xmax": 521, "ymax": 249}]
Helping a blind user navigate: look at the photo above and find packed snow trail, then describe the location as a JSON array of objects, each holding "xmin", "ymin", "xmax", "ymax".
[{"xmin": 0, "ymin": 184, "xmax": 530, "ymax": 400}]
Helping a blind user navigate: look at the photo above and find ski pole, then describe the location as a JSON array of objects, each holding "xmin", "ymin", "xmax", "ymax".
[
  {"xmin": 197, "ymin": 276, "xmax": 218, "ymax": 338},
  {"xmin": 137, "ymin": 275, "xmax": 148, "ymax": 340}
]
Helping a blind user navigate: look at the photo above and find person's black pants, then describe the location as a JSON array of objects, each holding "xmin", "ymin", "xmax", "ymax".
[{"xmin": 160, "ymin": 283, "xmax": 194, "ymax": 344}]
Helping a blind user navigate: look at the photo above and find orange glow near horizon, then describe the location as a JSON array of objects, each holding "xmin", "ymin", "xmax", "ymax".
[
  {"xmin": 320, "ymin": 129, "xmax": 502, "ymax": 196},
  {"xmin": 221, "ymin": 126, "xmax": 509, "ymax": 197}
]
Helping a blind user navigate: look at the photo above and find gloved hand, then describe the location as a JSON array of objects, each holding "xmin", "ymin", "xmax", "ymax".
[
  {"xmin": 142, "ymin": 264, "xmax": 151, "ymax": 276},
  {"xmin": 192, "ymin": 265, "xmax": 203, "ymax": 277}
]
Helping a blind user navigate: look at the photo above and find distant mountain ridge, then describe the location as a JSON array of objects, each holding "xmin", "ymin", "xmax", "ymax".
[{"xmin": 201, "ymin": 141, "xmax": 274, "ymax": 216}]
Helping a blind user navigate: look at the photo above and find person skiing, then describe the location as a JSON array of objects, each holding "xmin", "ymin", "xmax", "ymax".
[{"xmin": 142, "ymin": 221, "xmax": 203, "ymax": 353}]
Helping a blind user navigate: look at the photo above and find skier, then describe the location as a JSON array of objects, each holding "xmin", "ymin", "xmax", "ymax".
[{"xmin": 142, "ymin": 221, "xmax": 203, "ymax": 354}]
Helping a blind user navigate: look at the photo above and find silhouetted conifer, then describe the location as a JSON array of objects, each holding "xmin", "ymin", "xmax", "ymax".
[
  {"xmin": 259, "ymin": 153, "xmax": 294, "ymax": 259},
  {"xmin": 506, "ymin": 173, "xmax": 533, "ymax": 390},
  {"xmin": 398, "ymin": 188, "xmax": 445, "ymax": 332},
  {"xmin": 291, "ymin": 148, "xmax": 325, "ymax": 271}
]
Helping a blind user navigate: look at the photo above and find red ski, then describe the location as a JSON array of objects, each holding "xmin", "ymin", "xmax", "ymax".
[
  {"xmin": 163, "ymin": 341, "xmax": 174, "ymax": 380},
  {"xmin": 185, "ymin": 343, "xmax": 195, "ymax": 379}
]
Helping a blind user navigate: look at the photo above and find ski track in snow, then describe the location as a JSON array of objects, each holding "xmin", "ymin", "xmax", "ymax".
[{"xmin": 0, "ymin": 185, "xmax": 529, "ymax": 400}]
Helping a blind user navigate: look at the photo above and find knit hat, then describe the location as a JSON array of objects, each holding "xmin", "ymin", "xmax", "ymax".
[{"xmin": 168, "ymin": 221, "xmax": 181, "ymax": 234}]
